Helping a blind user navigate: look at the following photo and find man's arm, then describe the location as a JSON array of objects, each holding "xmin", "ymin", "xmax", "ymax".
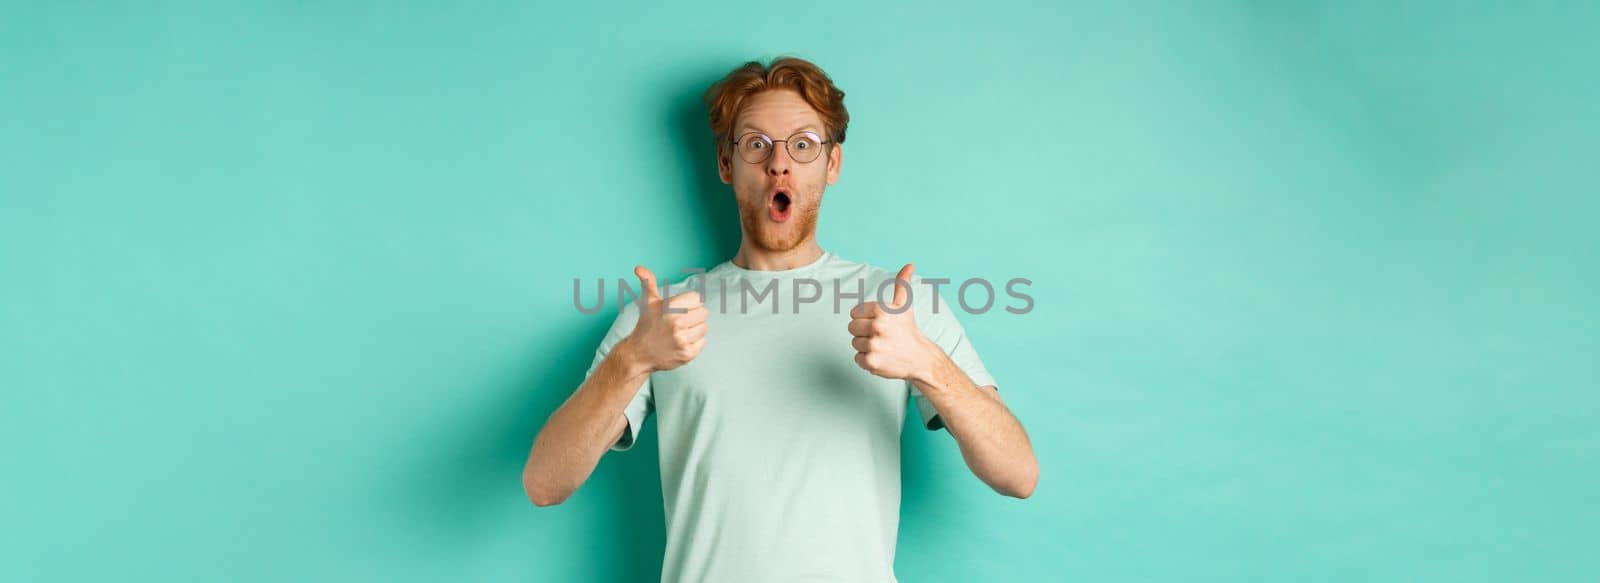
[
  {"xmin": 521, "ymin": 338, "xmax": 650, "ymax": 507},
  {"xmin": 849, "ymin": 263, "xmax": 1039, "ymax": 499},
  {"xmin": 908, "ymin": 349, "xmax": 1038, "ymax": 499},
  {"xmin": 521, "ymin": 266, "xmax": 707, "ymax": 507}
]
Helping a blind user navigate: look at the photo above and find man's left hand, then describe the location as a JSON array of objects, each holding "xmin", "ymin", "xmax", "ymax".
[{"xmin": 849, "ymin": 263, "xmax": 936, "ymax": 381}]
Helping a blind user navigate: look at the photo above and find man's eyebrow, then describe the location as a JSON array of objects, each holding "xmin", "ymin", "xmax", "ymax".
[{"xmin": 736, "ymin": 124, "xmax": 821, "ymax": 136}]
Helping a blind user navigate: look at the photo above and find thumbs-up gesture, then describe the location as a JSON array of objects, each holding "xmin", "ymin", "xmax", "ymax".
[
  {"xmin": 625, "ymin": 266, "xmax": 708, "ymax": 372},
  {"xmin": 849, "ymin": 264, "xmax": 935, "ymax": 380}
]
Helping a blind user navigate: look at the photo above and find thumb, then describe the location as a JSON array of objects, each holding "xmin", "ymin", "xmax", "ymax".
[
  {"xmin": 891, "ymin": 263, "xmax": 915, "ymax": 308},
  {"xmin": 634, "ymin": 265, "xmax": 660, "ymax": 303}
]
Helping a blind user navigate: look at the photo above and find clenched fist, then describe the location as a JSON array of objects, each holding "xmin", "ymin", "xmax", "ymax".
[
  {"xmin": 624, "ymin": 265, "xmax": 708, "ymax": 372},
  {"xmin": 849, "ymin": 263, "xmax": 936, "ymax": 381}
]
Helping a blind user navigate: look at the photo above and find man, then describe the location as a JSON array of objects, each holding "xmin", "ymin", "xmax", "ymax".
[{"xmin": 522, "ymin": 56, "xmax": 1038, "ymax": 582}]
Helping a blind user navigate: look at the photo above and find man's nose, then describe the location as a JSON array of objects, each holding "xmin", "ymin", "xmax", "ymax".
[{"xmin": 765, "ymin": 146, "xmax": 791, "ymax": 176}]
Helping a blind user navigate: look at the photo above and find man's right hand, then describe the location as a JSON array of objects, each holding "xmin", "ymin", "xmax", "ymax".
[
  {"xmin": 523, "ymin": 265, "xmax": 705, "ymax": 506},
  {"xmin": 623, "ymin": 265, "xmax": 708, "ymax": 372}
]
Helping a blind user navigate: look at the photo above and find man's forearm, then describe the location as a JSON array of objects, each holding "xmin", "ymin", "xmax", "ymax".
[
  {"xmin": 522, "ymin": 338, "xmax": 651, "ymax": 506},
  {"xmin": 910, "ymin": 342, "xmax": 1039, "ymax": 498}
]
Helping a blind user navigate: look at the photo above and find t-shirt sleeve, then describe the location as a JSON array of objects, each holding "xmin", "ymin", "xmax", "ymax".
[
  {"xmin": 586, "ymin": 300, "xmax": 654, "ymax": 452},
  {"xmin": 909, "ymin": 287, "xmax": 998, "ymax": 431}
]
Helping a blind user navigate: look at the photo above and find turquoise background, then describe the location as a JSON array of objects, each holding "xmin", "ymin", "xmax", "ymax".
[{"xmin": 3, "ymin": 1, "xmax": 1597, "ymax": 581}]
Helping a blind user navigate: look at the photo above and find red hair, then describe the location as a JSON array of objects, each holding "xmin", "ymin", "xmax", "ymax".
[{"xmin": 703, "ymin": 57, "xmax": 849, "ymax": 150}]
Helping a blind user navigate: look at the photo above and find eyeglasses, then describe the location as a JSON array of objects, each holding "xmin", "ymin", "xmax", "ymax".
[{"xmin": 730, "ymin": 131, "xmax": 832, "ymax": 164}]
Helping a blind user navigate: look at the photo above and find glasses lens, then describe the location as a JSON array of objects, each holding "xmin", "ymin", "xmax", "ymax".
[
  {"xmin": 738, "ymin": 134, "xmax": 773, "ymax": 163},
  {"xmin": 788, "ymin": 132, "xmax": 822, "ymax": 163}
]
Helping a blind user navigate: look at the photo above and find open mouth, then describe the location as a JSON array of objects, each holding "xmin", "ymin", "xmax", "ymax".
[{"xmin": 768, "ymin": 189, "xmax": 793, "ymax": 222}]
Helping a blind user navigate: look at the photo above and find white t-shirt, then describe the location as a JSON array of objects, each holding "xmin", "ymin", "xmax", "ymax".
[{"xmin": 585, "ymin": 251, "xmax": 997, "ymax": 583}]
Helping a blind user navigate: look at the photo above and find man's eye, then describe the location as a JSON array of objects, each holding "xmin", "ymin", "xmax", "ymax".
[
  {"xmin": 794, "ymin": 140, "xmax": 810, "ymax": 150},
  {"xmin": 747, "ymin": 140, "xmax": 767, "ymax": 150}
]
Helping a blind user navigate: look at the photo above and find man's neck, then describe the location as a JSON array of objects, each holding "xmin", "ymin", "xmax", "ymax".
[{"xmin": 731, "ymin": 238, "xmax": 825, "ymax": 271}]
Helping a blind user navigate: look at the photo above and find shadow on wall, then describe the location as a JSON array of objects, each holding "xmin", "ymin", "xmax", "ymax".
[
  {"xmin": 669, "ymin": 63, "xmax": 744, "ymax": 268},
  {"xmin": 399, "ymin": 313, "xmax": 663, "ymax": 580},
  {"xmin": 898, "ymin": 412, "xmax": 955, "ymax": 565},
  {"xmin": 398, "ymin": 66, "xmax": 745, "ymax": 581}
]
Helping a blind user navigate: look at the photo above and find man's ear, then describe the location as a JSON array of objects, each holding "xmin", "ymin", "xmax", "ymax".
[
  {"xmin": 825, "ymin": 143, "xmax": 843, "ymax": 185},
  {"xmin": 717, "ymin": 145, "xmax": 733, "ymax": 184}
]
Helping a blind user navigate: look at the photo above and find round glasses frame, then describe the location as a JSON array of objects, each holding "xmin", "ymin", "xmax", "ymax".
[{"xmin": 729, "ymin": 131, "xmax": 833, "ymax": 164}]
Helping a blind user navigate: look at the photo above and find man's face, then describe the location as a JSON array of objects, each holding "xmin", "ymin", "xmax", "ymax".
[{"xmin": 718, "ymin": 89, "xmax": 843, "ymax": 253}]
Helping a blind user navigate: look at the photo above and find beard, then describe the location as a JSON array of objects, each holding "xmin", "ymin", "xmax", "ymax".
[{"xmin": 736, "ymin": 190, "xmax": 821, "ymax": 253}]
